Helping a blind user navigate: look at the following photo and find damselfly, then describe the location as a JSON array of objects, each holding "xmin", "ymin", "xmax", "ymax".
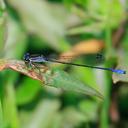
[{"xmin": 23, "ymin": 53, "xmax": 126, "ymax": 74}]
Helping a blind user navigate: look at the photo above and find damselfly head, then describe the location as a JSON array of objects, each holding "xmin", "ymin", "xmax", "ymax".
[{"xmin": 23, "ymin": 53, "xmax": 30, "ymax": 61}]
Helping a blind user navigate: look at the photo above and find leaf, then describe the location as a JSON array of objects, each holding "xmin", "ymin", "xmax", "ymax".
[
  {"xmin": 25, "ymin": 100, "xmax": 60, "ymax": 128},
  {"xmin": 44, "ymin": 69, "xmax": 103, "ymax": 99},
  {"xmin": 87, "ymin": 0, "xmax": 124, "ymax": 28},
  {"xmin": 0, "ymin": 0, "xmax": 6, "ymax": 53},
  {"xmin": 0, "ymin": 59, "xmax": 103, "ymax": 99},
  {"xmin": 112, "ymin": 64, "xmax": 128, "ymax": 83},
  {"xmin": 4, "ymin": 17, "xmax": 27, "ymax": 59},
  {"xmin": 8, "ymin": 0, "xmax": 70, "ymax": 52},
  {"xmin": 0, "ymin": 59, "xmax": 43, "ymax": 82},
  {"xmin": 59, "ymin": 39, "xmax": 104, "ymax": 61},
  {"xmin": 79, "ymin": 100, "xmax": 98, "ymax": 121},
  {"xmin": 67, "ymin": 22, "xmax": 104, "ymax": 35},
  {"xmin": 0, "ymin": 100, "xmax": 3, "ymax": 128},
  {"xmin": 16, "ymin": 78, "xmax": 41, "ymax": 105},
  {"xmin": 112, "ymin": 51, "xmax": 128, "ymax": 83},
  {"xmin": 61, "ymin": 107, "xmax": 86, "ymax": 127},
  {"xmin": 67, "ymin": 0, "xmax": 125, "ymax": 35}
]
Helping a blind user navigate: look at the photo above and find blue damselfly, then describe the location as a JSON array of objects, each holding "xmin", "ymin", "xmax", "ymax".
[{"xmin": 23, "ymin": 53, "xmax": 126, "ymax": 74}]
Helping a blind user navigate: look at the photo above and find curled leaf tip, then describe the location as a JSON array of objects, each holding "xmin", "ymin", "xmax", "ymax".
[{"xmin": 0, "ymin": 59, "xmax": 48, "ymax": 82}]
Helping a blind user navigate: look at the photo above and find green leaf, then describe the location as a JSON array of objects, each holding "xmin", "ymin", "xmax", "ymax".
[
  {"xmin": 87, "ymin": 0, "xmax": 124, "ymax": 28},
  {"xmin": 0, "ymin": 100, "xmax": 3, "ymax": 128},
  {"xmin": 4, "ymin": 17, "xmax": 27, "ymax": 59},
  {"xmin": 0, "ymin": 59, "xmax": 103, "ymax": 99},
  {"xmin": 8, "ymin": 0, "xmax": 70, "ymax": 52},
  {"xmin": 25, "ymin": 100, "xmax": 60, "ymax": 128},
  {"xmin": 0, "ymin": 0, "xmax": 6, "ymax": 54},
  {"xmin": 79, "ymin": 100, "xmax": 98, "ymax": 121},
  {"xmin": 44, "ymin": 69, "xmax": 103, "ymax": 99},
  {"xmin": 16, "ymin": 78, "xmax": 41, "ymax": 105},
  {"xmin": 61, "ymin": 107, "xmax": 86, "ymax": 127},
  {"xmin": 2, "ymin": 82, "xmax": 20, "ymax": 128}
]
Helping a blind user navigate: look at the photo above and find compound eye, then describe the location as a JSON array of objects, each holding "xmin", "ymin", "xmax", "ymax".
[{"xmin": 23, "ymin": 53, "xmax": 30, "ymax": 61}]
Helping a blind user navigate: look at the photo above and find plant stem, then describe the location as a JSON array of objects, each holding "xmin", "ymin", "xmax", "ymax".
[{"xmin": 100, "ymin": 18, "xmax": 112, "ymax": 128}]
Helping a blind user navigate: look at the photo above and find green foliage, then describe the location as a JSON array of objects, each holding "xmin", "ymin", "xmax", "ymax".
[
  {"xmin": 0, "ymin": 100, "xmax": 3, "ymax": 128},
  {"xmin": 44, "ymin": 69, "xmax": 103, "ymax": 98},
  {"xmin": 0, "ymin": 0, "xmax": 128, "ymax": 128},
  {"xmin": 0, "ymin": 0, "xmax": 6, "ymax": 54},
  {"xmin": 16, "ymin": 78, "xmax": 41, "ymax": 105}
]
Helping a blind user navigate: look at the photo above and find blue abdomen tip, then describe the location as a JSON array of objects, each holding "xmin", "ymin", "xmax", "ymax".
[{"xmin": 112, "ymin": 69, "xmax": 126, "ymax": 74}]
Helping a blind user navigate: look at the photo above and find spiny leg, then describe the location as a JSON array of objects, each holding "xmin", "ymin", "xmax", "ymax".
[{"xmin": 31, "ymin": 63, "xmax": 49, "ymax": 81}]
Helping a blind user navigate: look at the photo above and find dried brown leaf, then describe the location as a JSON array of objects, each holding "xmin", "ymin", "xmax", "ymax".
[
  {"xmin": 59, "ymin": 39, "xmax": 104, "ymax": 61},
  {"xmin": 0, "ymin": 59, "xmax": 47, "ymax": 82}
]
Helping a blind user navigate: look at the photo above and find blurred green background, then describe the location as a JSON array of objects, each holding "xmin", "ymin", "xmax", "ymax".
[{"xmin": 0, "ymin": 0, "xmax": 128, "ymax": 128}]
